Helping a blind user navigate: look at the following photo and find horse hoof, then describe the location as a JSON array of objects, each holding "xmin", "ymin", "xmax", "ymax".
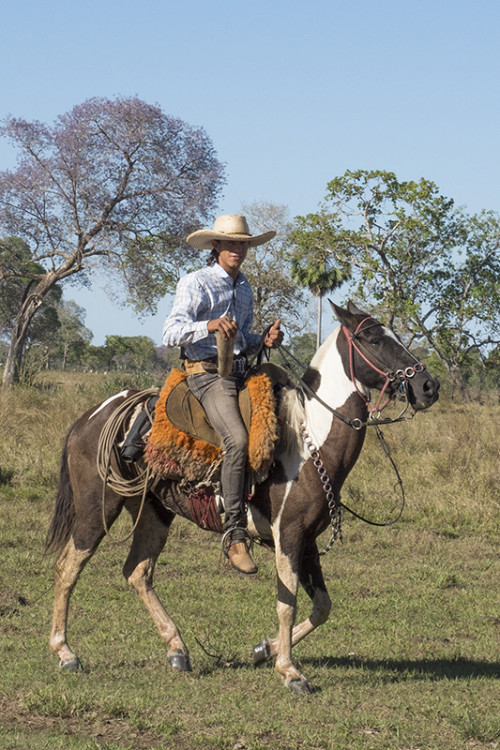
[
  {"xmin": 60, "ymin": 658, "xmax": 82, "ymax": 673},
  {"xmin": 252, "ymin": 639, "xmax": 271, "ymax": 666},
  {"xmin": 286, "ymin": 678, "xmax": 313, "ymax": 695},
  {"xmin": 168, "ymin": 650, "xmax": 192, "ymax": 672}
]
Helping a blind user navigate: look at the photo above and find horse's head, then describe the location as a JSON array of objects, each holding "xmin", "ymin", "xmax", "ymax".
[{"xmin": 331, "ymin": 301, "xmax": 440, "ymax": 412}]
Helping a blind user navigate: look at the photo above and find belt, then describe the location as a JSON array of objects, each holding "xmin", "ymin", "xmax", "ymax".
[{"xmin": 183, "ymin": 356, "xmax": 247, "ymax": 376}]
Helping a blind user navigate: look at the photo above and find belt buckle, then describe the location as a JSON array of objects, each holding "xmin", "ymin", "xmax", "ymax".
[{"xmin": 232, "ymin": 357, "xmax": 245, "ymax": 375}]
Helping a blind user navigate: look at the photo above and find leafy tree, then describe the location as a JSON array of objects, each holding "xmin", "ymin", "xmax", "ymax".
[
  {"xmin": 24, "ymin": 287, "xmax": 62, "ymax": 371},
  {"xmin": 287, "ymin": 331, "xmax": 317, "ymax": 368},
  {"xmin": 0, "ymin": 96, "xmax": 225, "ymax": 385},
  {"xmin": 50, "ymin": 300, "xmax": 93, "ymax": 370},
  {"xmin": 0, "ymin": 236, "xmax": 47, "ymax": 337},
  {"xmin": 483, "ymin": 346, "xmax": 500, "ymax": 390},
  {"xmin": 104, "ymin": 335, "xmax": 157, "ymax": 372},
  {"xmin": 0, "ymin": 237, "xmax": 65, "ymax": 376},
  {"xmin": 79, "ymin": 343, "xmax": 109, "ymax": 373},
  {"xmin": 238, "ymin": 201, "xmax": 308, "ymax": 336},
  {"xmin": 290, "ymin": 170, "xmax": 500, "ymax": 397},
  {"xmin": 424, "ymin": 210, "xmax": 500, "ymax": 395}
]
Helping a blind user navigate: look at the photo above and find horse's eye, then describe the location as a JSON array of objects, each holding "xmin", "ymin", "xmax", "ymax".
[{"xmin": 370, "ymin": 338, "xmax": 381, "ymax": 346}]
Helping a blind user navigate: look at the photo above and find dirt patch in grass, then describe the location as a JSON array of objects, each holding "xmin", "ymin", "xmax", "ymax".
[{"xmin": 0, "ymin": 695, "xmax": 181, "ymax": 750}]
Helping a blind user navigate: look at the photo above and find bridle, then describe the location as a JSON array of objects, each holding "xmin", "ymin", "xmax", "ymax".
[
  {"xmin": 277, "ymin": 321, "xmax": 425, "ymax": 431},
  {"xmin": 294, "ymin": 317, "xmax": 427, "ymax": 550},
  {"xmin": 269, "ymin": 317, "xmax": 431, "ymax": 550},
  {"xmin": 342, "ymin": 317, "xmax": 426, "ymax": 423}
]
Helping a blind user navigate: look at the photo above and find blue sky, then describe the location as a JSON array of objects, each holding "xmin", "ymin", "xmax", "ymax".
[{"xmin": 1, "ymin": 0, "xmax": 499, "ymax": 345}]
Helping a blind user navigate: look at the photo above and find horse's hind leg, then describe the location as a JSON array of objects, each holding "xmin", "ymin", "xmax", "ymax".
[
  {"xmin": 123, "ymin": 499, "xmax": 192, "ymax": 672},
  {"xmin": 49, "ymin": 538, "xmax": 97, "ymax": 671},
  {"xmin": 291, "ymin": 545, "xmax": 331, "ymax": 644},
  {"xmin": 48, "ymin": 448, "xmax": 118, "ymax": 672}
]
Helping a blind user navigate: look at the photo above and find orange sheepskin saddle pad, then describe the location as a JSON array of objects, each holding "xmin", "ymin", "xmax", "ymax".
[{"xmin": 144, "ymin": 365, "xmax": 286, "ymax": 483}]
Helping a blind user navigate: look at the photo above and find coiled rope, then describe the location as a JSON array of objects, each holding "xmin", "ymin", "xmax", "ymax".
[{"xmin": 96, "ymin": 387, "xmax": 159, "ymax": 544}]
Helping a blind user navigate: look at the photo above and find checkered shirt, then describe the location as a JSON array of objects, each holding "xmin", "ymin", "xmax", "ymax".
[{"xmin": 162, "ymin": 263, "xmax": 262, "ymax": 360}]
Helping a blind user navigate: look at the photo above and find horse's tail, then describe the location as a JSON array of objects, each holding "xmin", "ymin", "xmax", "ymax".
[{"xmin": 44, "ymin": 430, "xmax": 76, "ymax": 556}]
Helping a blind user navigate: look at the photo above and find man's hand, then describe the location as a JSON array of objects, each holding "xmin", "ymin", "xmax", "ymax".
[
  {"xmin": 264, "ymin": 319, "xmax": 284, "ymax": 349},
  {"xmin": 207, "ymin": 316, "xmax": 238, "ymax": 340}
]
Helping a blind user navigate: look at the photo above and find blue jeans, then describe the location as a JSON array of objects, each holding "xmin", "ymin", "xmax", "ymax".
[{"xmin": 187, "ymin": 373, "xmax": 248, "ymax": 537}]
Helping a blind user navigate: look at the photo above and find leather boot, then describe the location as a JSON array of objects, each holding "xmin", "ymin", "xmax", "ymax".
[
  {"xmin": 120, "ymin": 397, "xmax": 158, "ymax": 463},
  {"xmin": 227, "ymin": 540, "xmax": 258, "ymax": 574}
]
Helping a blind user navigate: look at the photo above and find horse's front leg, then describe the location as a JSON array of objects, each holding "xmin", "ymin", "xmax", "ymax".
[
  {"xmin": 123, "ymin": 499, "xmax": 191, "ymax": 672},
  {"xmin": 253, "ymin": 542, "xmax": 331, "ymax": 693},
  {"xmin": 272, "ymin": 542, "xmax": 313, "ymax": 693}
]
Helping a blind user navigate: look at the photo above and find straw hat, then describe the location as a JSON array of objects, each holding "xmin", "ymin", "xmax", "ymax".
[{"xmin": 186, "ymin": 214, "xmax": 276, "ymax": 250}]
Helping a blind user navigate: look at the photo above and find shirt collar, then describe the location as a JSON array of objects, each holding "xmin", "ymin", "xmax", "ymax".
[{"xmin": 211, "ymin": 262, "xmax": 246, "ymax": 286}]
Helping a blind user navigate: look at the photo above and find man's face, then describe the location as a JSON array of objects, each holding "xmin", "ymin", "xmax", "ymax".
[{"xmin": 215, "ymin": 240, "xmax": 249, "ymax": 276}]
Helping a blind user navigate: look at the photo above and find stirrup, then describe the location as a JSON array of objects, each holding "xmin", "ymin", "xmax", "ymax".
[{"xmin": 221, "ymin": 526, "xmax": 253, "ymax": 559}]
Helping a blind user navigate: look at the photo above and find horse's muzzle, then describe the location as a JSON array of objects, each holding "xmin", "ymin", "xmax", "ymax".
[{"xmin": 409, "ymin": 374, "xmax": 440, "ymax": 410}]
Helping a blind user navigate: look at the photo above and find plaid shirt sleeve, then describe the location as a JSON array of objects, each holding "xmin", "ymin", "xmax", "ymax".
[{"xmin": 161, "ymin": 273, "xmax": 211, "ymax": 348}]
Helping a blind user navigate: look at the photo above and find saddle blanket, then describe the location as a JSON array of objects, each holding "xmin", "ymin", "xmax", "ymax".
[{"xmin": 144, "ymin": 368, "xmax": 280, "ymax": 483}]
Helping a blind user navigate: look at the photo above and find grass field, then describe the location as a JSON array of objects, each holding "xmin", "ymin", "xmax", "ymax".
[{"xmin": 0, "ymin": 374, "xmax": 499, "ymax": 749}]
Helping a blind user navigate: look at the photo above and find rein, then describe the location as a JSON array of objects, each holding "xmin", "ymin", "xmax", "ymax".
[
  {"xmin": 276, "ymin": 343, "xmax": 416, "ymax": 430},
  {"xmin": 301, "ymin": 421, "xmax": 406, "ymax": 554}
]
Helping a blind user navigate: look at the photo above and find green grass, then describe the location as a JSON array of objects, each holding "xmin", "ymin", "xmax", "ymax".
[{"xmin": 0, "ymin": 375, "xmax": 499, "ymax": 749}]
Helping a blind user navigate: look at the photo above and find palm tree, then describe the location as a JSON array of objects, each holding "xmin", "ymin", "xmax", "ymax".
[{"xmin": 291, "ymin": 252, "xmax": 346, "ymax": 348}]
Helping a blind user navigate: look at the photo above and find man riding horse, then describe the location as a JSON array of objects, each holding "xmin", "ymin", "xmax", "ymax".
[{"xmin": 122, "ymin": 214, "xmax": 283, "ymax": 574}]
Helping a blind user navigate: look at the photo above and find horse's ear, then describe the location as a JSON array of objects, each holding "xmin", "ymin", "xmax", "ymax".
[
  {"xmin": 329, "ymin": 300, "xmax": 368, "ymax": 323},
  {"xmin": 329, "ymin": 299, "xmax": 351, "ymax": 326},
  {"xmin": 347, "ymin": 300, "xmax": 367, "ymax": 316}
]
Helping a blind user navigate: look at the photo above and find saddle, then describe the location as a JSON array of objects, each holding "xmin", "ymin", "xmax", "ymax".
[{"xmin": 144, "ymin": 363, "xmax": 288, "ymax": 483}]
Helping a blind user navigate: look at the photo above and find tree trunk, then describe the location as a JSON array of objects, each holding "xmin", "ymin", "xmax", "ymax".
[
  {"xmin": 62, "ymin": 342, "xmax": 70, "ymax": 371},
  {"xmin": 2, "ymin": 317, "xmax": 31, "ymax": 385},
  {"xmin": 2, "ymin": 270, "xmax": 61, "ymax": 386},
  {"xmin": 2, "ymin": 296, "xmax": 43, "ymax": 386},
  {"xmin": 451, "ymin": 366, "xmax": 472, "ymax": 402},
  {"xmin": 317, "ymin": 296, "xmax": 322, "ymax": 349}
]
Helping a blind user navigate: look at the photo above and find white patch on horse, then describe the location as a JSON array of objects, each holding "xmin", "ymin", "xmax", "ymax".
[
  {"xmin": 88, "ymin": 391, "xmax": 131, "ymax": 420},
  {"xmin": 276, "ymin": 390, "xmax": 308, "ymax": 479},
  {"xmin": 304, "ymin": 327, "xmax": 369, "ymax": 448},
  {"xmin": 271, "ymin": 481, "xmax": 293, "ymax": 540}
]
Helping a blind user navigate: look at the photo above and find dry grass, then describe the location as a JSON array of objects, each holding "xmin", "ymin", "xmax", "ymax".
[{"xmin": 343, "ymin": 397, "xmax": 499, "ymax": 536}]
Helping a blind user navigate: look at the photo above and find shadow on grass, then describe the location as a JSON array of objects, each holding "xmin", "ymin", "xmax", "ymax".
[
  {"xmin": 194, "ymin": 653, "xmax": 499, "ymax": 682},
  {"xmin": 303, "ymin": 655, "xmax": 500, "ymax": 681}
]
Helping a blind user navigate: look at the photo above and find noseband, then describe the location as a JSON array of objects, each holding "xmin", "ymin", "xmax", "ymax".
[{"xmin": 342, "ymin": 318, "xmax": 425, "ymax": 418}]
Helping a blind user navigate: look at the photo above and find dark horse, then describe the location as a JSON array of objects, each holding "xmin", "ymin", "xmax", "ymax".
[{"xmin": 45, "ymin": 302, "xmax": 439, "ymax": 693}]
